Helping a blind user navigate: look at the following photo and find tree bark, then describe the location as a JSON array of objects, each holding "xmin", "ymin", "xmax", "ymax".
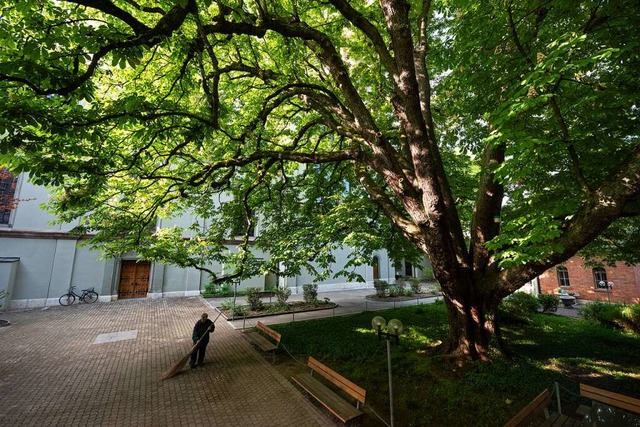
[{"xmin": 438, "ymin": 273, "xmax": 499, "ymax": 361}]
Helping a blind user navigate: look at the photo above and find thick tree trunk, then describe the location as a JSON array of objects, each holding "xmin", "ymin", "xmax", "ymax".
[
  {"xmin": 437, "ymin": 274, "xmax": 502, "ymax": 361},
  {"xmin": 441, "ymin": 296, "xmax": 490, "ymax": 360}
]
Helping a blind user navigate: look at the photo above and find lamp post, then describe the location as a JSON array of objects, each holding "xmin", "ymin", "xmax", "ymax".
[
  {"xmin": 231, "ymin": 280, "xmax": 240, "ymax": 320},
  {"xmin": 372, "ymin": 316, "xmax": 404, "ymax": 427}
]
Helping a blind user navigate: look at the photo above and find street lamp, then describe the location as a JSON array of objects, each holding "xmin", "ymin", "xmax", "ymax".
[
  {"xmin": 371, "ymin": 316, "xmax": 404, "ymax": 427},
  {"xmin": 231, "ymin": 280, "xmax": 240, "ymax": 320}
]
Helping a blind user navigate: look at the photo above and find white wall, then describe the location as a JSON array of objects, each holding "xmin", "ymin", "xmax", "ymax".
[
  {"xmin": 279, "ymin": 248, "xmax": 395, "ymax": 293},
  {"xmin": 10, "ymin": 178, "xmax": 78, "ymax": 231},
  {"xmin": 2, "ymin": 175, "xmax": 425, "ymax": 306}
]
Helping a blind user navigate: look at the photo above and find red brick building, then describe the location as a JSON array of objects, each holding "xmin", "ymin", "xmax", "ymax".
[{"xmin": 538, "ymin": 256, "xmax": 640, "ymax": 304}]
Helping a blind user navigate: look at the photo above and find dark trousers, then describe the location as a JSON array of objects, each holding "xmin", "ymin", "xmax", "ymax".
[{"xmin": 190, "ymin": 340, "xmax": 208, "ymax": 366}]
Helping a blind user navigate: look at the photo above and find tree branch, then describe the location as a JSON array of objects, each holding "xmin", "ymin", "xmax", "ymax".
[
  {"xmin": 326, "ymin": 0, "xmax": 397, "ymax": 77},
  {"xmin": 1, "ymin": 0, "xmax": 195, "ymax": 96},
  {"xmin": 471, "ymin": 142, "xmax": 505, "ymax": 279},
  {"xmin": 501, "ymin": 145, "xmax": 640, "ymax": 293},
  {"xmin": 67, "ymin": 0, "xmax": 151, "ymax": 35},
  {"xmin": 549, "ymin": 95, "xmax": 592, "ymax": 194}
]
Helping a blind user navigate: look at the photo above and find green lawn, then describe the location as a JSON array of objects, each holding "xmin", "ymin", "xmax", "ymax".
[{"xmin": 271, "ymin": 302, "xmax": 640, "ymax": 426}]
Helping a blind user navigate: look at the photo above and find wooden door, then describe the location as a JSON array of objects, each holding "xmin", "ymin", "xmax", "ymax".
[
  {"xmin": 372, "ymin": 256, "xmax": 380, "ymax": 280},
  {"xmin": 118, "ymin": 260, "xmax": 150, "ymax": 299}
]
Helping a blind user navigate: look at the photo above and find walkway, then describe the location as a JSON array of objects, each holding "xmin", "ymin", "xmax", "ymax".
[
  {"xmin": 209, "ymin": 288, "xmax": 442, "ymax": 330},
  {"xmin": 0, "ymin": 297, "xmax": 333, "ymax": 427}
]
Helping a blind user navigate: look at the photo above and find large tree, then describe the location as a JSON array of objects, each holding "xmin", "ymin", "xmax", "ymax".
[{"xmin": 1, "ymin": 0, "xmax": 639, "ymax": 359}]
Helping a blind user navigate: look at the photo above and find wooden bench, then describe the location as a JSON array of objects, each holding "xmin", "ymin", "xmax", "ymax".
[
  {"xmin": 580, "ymin": 383, "xmax": 640, "ymax": 415},
  {"xmin": 505, "ymin": 389, "xmax": 553, "ymax": 427},
  {"xmin": 292, "ymin": 356, "xmax": 366, "ymax": 425},
  {"xmin": 540, "ymin": 413, "xmax": 578, "ymax": 427},
  {"xmin": 244, "ymin": 321, "xmax": 281, "ymax": 363}
]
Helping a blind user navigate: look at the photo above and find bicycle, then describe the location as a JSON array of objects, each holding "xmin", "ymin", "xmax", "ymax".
[{"xmin": 58, "ymin": 286, "xmax": 99, "ymax": 306}]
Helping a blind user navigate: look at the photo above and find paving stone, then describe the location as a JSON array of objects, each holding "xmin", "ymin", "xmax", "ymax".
[{"xmin": 0, "ymin": 297, "xmax": 334, "ymax": 426}]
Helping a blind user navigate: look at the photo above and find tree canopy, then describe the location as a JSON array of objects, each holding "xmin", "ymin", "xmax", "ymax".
[{"xmin": 1, "ymin": 0, "xmax": 639, "ymax": 358}]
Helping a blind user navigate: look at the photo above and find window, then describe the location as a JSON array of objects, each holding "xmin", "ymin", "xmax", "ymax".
[
  {"xmin": 247, "ymin": 214, "xmax": 255, "ymax": 238},
  {"xmin": 0, "ymin": 168, "xmax": 17, "ymax": 225},
  {"xmin": 232, "ymin": 209, "xmax": 256, "ymax": 238},
  {"xmin": 556, "ymin": 266, "xmax": 570, "ymax": 287},
  {"xmin": 405, "ymin": 261, "xmax": 414, "ymax": 278},
  {"xmin": 593, "ymin": 267, "xmax": 608, "ymax": 289}
]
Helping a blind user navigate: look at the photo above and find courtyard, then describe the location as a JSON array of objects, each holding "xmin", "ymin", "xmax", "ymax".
[{"xmin": 0, "ymin": 297, "xmax": 333, "ymax": 427}]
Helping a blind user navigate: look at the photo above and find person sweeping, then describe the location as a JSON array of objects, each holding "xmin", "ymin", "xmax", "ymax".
[
  {"xmin": 161, "ymin": 311, "xmax": 221, "ymax": 379},
  {"xmin": 190, "ymin": 312, "xmax": 214, "ymax": 369}
]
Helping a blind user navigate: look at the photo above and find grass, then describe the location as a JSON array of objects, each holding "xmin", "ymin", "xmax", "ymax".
[{"xmin": 271, "ymin": 303, "xmax": 640, "ymax": 426}]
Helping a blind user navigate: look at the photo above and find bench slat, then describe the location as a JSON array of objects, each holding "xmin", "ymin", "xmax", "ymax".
[
  {"xmin": 308, "ymin": 356, "xmax": 366, "ymax": 404},
  {"xmin": 245, "ymin": 331, "xmax": 277, "ymax": 352},
  {"xmin": 541, "ymin": 412, "xmax": 579, "ymax": 427},
  {"xmin": 292, "ymin": 372, "xmax": 362, "ymax": 423},
  {"xmin": 539, "ymin": 412, "xmax": 560, "ymax": 427},
  {"xmin": 580, "ymin": 384, "xmax": 640, "ymax": 414},
  {"xmin": 554, "ymin": 413, "xmax": 574, "ymax": 427},
  {"xmin": 256, "ymin": 321, "xmax": 282, "ymax": 343},
  {"xmin": 504, "ymin": 389, "xmax": 551, "ymax": 427}
]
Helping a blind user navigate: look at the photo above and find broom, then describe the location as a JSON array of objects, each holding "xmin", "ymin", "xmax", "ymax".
[{"xmin": 161, "ymin": 311, "xmax": 223, "ymax": 379}]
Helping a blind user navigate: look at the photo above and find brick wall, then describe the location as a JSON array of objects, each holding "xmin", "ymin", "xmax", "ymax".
[{"xmin": 538, "ymin": 256, "xmax": 640, "ymax": 304}]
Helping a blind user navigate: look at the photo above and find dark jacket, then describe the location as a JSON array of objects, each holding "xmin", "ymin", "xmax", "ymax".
[{"xmin": 192, "ymin": 319, "xmax": 214, "ymax": 343}]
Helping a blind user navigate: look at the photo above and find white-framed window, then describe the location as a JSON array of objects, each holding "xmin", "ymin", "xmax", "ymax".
[
  {"xmin": 556, "ymin": 266, "xmax": 570, "ymax": 287},
  {"xmin": 0, "ymin": 168, "xmax": 17, "ymax": 225},
  {"xmin": 593, "ymin": 267, "xmax": 608, "ymax": 289},
  {"xmin": 232, "ymin": 209, "xmax": 256, "ymax": 238}
]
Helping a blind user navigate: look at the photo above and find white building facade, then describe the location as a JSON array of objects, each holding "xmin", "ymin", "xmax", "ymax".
[{"xmin": 0, "ymin": 171, "xmax": 428, "ymax": 310}]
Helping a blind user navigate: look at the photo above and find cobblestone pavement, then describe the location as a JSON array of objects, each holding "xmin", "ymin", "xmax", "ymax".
[{"xmin": 0, "ymin": 297, "xmax": 334, "ymax": 427}]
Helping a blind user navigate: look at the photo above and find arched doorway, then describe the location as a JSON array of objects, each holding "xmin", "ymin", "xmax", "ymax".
[{"xmin": 372, "ymin": 256, "xmax": 380, "ymax": 280}]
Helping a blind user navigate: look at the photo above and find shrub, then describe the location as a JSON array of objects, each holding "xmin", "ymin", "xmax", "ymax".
[
  {"xmin": 421, "ymin": 268, "xmax": 435, "ymax": 280},
  {"xmin": 302, "ymin": 284, "xmax": 319, "ymax": 305},
  {"xmin": 581, "ymin": 302, "xmax": 620, "ymax": 326},
  {"xmin": 408, "ymin": 277, "xmax": 422, "ymax": 294},
  {"xmin": 424, "ymin": 282, "xmax": 441, "ymax": 295},
  {"xmin": 538, "ymin": 294, "xmax": 559, "ymax": 313},
  {"xmin": 501, "ymin": 292, "xmax": 539, "ymax": 318},
  {"xmin": 373, "ymin": 280, "xmax": 389, "ymax": 297},
  {"xmin": 388, "ymin": 285, "xmax": 401, "ymax": 297},
  {"xmin": 203, "ymin": 283, "xmax": 215, "ymax": 295},
  {"xmin": 267, "ymin": 302, "xmax": 291, "ymax": 313},
  {"xmin": 404, "ymin": 288, "xmax": 414, "ymax": 297},
  {"xmin": 582, "ymin": 302, "xmax": 640, "ymax": 334},
  {"xmin": 275, "ymin": 285, "xmax": 292, "ymax": 305},
  {"xmin": 201, "ymin": 283, "xmax": 233, "ymax": 297},
  {"xmin": 220, "ymin": 300, "xmax": 248, "ymax": 317},
  {"xmin": 394, "ymin": 279, "xmax": 407, "ymax": 294},
  {"xmin": 246, "ymin": 287, "xmax": 264, "ymax": 311},
  {"xmin": 621, "ymin": 305, "xmax": 640, "ymax": 334}
]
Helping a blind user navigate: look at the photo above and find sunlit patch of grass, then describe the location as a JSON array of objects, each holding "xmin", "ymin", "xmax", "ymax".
[
  {"xmin": 510, "ymin": 339, "xmax": 538, "ymax": 346},
  {"xmin": 354, "ymin": 327, "xmax": 377, "ymax": 336}
]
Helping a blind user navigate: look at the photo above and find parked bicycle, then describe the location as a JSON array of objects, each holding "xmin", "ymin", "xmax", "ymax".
[{"xmin": 59, "ymin": 286, "xmax": 99, "ymax": 306}]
